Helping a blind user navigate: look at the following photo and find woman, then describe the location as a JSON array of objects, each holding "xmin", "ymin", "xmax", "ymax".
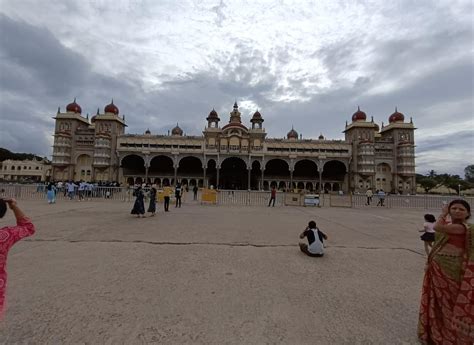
[
  {"xmin": 130, "ymin": 186, "xmax": 145, "ymax": 218},
  {"xmin": 46, "ymin": 182, "xmax": 56, "ymax": 204},
  {"xmin": 147, "ymin": 186, "xmax": 157, "ymax": 216},
  {"xmin": 0, "ymin": 198, "xmax": 36, "ymax": 318},
  {"xmin": 418, "ymin": 199, "xmax": 473, "ymax": 344}
]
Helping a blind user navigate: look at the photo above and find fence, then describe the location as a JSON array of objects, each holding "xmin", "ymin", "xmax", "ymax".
[{"xmin": 1, "ymin": 184, "xmax": 472, "ymax": 209}]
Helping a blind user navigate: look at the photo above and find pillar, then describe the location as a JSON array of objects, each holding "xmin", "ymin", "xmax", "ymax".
[
  {"xmin": 216, "ymin": 166, "xmax": 220, "ymax": 189},
  {"xmin": 203, "ymin": 165, "xmax": 207, "ymax": 188},
  {"xmin": 247, "ymin": 168, "xmax": 251, "ymax": 191},
  {"xmin": 261, "ymin": 169, "xmax": 265, "ymax": 190}
]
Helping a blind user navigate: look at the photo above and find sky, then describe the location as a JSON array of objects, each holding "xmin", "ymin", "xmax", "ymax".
[{"xmin": 0, "ymin": 0, "xmax": 472, "ymax": 176}]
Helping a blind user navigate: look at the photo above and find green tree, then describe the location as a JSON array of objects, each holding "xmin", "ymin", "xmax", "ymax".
[{"xmin": 465, "ymin": 164, "xmax": 474, "ymax": 183}]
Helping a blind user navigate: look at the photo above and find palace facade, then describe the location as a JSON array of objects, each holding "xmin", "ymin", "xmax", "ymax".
[{"xmin": 51, "ymin": 100, "xmax": 416, "ymax": 194}]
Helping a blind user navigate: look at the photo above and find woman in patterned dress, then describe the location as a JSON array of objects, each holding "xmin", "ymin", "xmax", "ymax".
[
  {"xmin": 130, "ymin": 186, "xmax": 145, "ymax": 218},
  {"xmin": 418, "ymin": 199, "xmax": 473, "ymax": 344},
  {"xmin": 0, "ymin": 198, "xmax": 35, "ymax": 318}
]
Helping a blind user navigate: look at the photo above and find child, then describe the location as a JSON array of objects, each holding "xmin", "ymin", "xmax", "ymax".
[
  {"xmin": 419, "ymin": 214, "xmax": 436, "ymax": 255},
  {"xmin": 299, "ymin": 220, "xmax": 328, "ymax": 257}
]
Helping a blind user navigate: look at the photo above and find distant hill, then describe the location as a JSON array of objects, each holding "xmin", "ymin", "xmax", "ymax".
[{"xmin": 0, "ymin": 147, "xmax": 45, "ymax": 162}]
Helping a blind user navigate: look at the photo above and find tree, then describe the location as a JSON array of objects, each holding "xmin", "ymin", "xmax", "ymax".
[{"xmin": 465, "ymin": 164, "xmax": 474, "ymax": 183}]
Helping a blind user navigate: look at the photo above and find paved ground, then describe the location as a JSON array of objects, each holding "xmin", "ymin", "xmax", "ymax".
[{"xmin": 0, "ymin": 196, "xmax": 437, "ymax": 344}]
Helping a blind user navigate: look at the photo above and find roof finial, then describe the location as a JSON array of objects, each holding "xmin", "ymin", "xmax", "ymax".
[
  {"xmin": 73, "ymin": 97, "xmax": 76, "ymax": 102},
  {"xmin": 358, "ymin": 105, "xmax": 360, "ymax": 111},
  {"xmin": 57, "ymin": 106, "xmax": 60, "ymax": 114},
  {"xmin": 410, "ymin": 117, "xmax": 413, "ymax": 123},
  {"xmin": 123, "ymin": 115, "xmax": 125, "ymax": 121},
  {"xmin": 111, "ymin": 98, "xmax": 114, "ymax": 104},
  {"xmin": 395, "ymin": 106, "xmax": 398, "ymax": 112},
  {"xmin": 382, "ymin": 121, "xmax": 384, "ymax": 128},
  {"xmin": 96, "ymin": 108, "xmax": 100, "ymax": 115},
  {"xmin": 371, "ymin": 116, "xmax": 374, "ymax": 122},
  {"xmin": 86, "ymin": 113, "xmax": 89, "ymax": 120}
]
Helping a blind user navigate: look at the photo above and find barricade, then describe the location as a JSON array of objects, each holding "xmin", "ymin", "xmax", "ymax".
[{"xmin": 201, "ymin": 188, "xmax": 217, "ymax": 205}]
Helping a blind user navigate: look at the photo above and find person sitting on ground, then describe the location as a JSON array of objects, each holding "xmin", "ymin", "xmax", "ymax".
[
  {"xmin": 299, "ymin": 220, "xmax": 328, "ymax": 257},
  {"xmin": 0, "ymin": 198, "xmax": 36, "ymax": 318}
]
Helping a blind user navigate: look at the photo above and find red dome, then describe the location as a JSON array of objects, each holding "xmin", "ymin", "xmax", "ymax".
[
  {"xmin": 287, "ymin": 127, "xmax": 298, "ymax": 139},
  {"xmin": 171, "ymin": 124, "xmax": 183, "ymax": 136},
  {"xmin": 352, "ymin": 106, "xmax": 366, "ymax": 122},
  {"xmin": 207, "ymin": 108, "xmax": 219, "ymax": 120},
  {"xmin": 66, "ymin": 98, "xmax": 82, "ymax": 114},
  {"xmin": 104, "ymin": 100, "xmax": 119, "ymax": 115},
  {"xmin": 389, "ymin": 108, "xmax": 404, "ymax": 123}
]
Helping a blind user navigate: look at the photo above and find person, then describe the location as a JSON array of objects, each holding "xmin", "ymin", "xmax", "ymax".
[
  {"xmin": 163, "ymin": 186, "xmax": 172, "ymax": 212},
  {"xmin": 366, "ymin": 188, "xmax": 373, "ymax": 206},
  {"xmin": 268, "ymin": 186, "xmax": 276, "ymax": 207},
  {"xmin": 0, "ymin": 198, "xmax": 36, "ymax": 317},
  {"xmin": 147, "ymin": 186, "xmax": 157, "ymax": 217},
  {"xmin": 299, "ymin": 220, "xmax": 328, "ymax": 257},
  {"xmin": 419, "ymin": 214, "xmax": 436, "ymax": 256},
  {"xmin": 175, "ymin": 183, "xmax": 182, "ymax": 208},
  {"xmin": 46, "ymin": 182, "xmax": 56, "ymax": 204},
  {"xmin": 418, "ymin": 199, "xmax": 474, "ymax": 344},
  {"xmin": 193, "ymin": 185, "xmax": 199, "ymax": 201},
  {"xmin": 376, "ymin": 189, "xmax": 385, "ymax": 206},
  {"xmin": 67, "ymin": 181, "xmax": 77, "ymax": 200},
  {"xmin": 130, "ymin": 186, "xmax": 145, "ymax": 218}
]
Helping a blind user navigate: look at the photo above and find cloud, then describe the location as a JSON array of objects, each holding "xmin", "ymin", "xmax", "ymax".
[{"xmin": 0, "ymin": 1, "xmax": 472, "ymax": 177}]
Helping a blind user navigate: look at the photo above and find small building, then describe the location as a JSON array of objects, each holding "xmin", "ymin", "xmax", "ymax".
[{"xmin": 0, "ymin": 158, "xmax": 52, "ymax": 182}]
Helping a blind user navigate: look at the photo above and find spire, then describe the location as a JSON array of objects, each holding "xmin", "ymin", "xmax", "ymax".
[
  {"xmin": 371, "ymin": 116, "xmax": 374, "ymax": 122},
  {"xmin": 123, "ymin": 115, "xmax": 125, "ymax": 121},
  {"xmin": 382, "ymin": 121, "xmax": 384, "ymax": 128},
  {"xmin": 111, "ymin": 98, "xmax": 114, "ymax": 104},
  {"xmin": 73, "ymin": 97, "xmax": 76, "ymax": 102},
  {"xmin": 233, "ymin": 100, "xmax": 238, "ymax": 109},
  {"xmin": 86, "ymin": 113, "xmax": 89, "ymax": 120},
  {"xmin": 57, "ymin": 106, "xmax": 60, "ymax": 114},
  {"xmin": 358, "ymin": 105, "xmax": 360, "ymax": 111},
  {"xmin": 395, "ymin": 106, "xmax": 398, "ymax": 112},
  {"xmin": 410, "ymin": 117, "xmax": 413, "ymax": 123},
  {"xmin": 96, "ymin": 108, "xmax": 100, "ymax": 115}
]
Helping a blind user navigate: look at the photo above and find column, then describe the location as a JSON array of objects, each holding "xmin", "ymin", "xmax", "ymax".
[
  {"xmin": 247, "ymin": 168, "xmax": 251, "ymax": 190},
  {"xmin": 216, "ymin": 166, "xmax": 220, "ymax": 189},
  {"xmin": 203, "ymin": 165, "xmax": 207, "ymax": 188},
  {"xmin": 289, "ymin": 169, "xmax": 293, "ymax": 190},
  {"xmin": 145, "ymin": 166, "xmax": 149, "ymax": 184},
  {"xmin": 174, "ymin": 166, "xmax": 178, "ymax": 183},
  {"xmin": 261, "ymin": 169, "xmax": 265, "ymax": 190}
]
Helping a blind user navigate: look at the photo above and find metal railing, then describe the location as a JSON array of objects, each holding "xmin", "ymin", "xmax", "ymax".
[{"xmin": 0, "ymin": 184, "xmax": 472, "ymax": 209}]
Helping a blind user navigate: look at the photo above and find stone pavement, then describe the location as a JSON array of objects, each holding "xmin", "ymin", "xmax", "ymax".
[{"xmin": 0, "ymin": 197, "xmax": 436, "ymax": 344}]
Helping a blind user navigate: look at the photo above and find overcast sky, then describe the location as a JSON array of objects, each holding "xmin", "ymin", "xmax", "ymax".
[{"xmin": 0, "ymin": 0, "xmax": 472, "ymax": 176}]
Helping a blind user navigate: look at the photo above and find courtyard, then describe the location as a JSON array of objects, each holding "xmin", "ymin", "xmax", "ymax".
[{"xmin": 0, "ymin": 198, "xmax": 432, "ymax": 344}]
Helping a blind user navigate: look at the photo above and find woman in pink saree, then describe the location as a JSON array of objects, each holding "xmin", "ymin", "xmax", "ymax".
[{"xmin": 418, "ymin": 199, "xmax": 473, "ymax": 344}]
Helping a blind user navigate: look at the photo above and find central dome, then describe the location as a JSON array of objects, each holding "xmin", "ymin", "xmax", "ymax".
[{"xmin": 287, "ymin": 127, "xmax": 298, "ymax": 139}]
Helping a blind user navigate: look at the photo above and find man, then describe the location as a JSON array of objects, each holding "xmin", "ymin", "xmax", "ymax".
[
  {"xmin": 377, "ymin": 189, "xmax": 386, "ymax": 206},
  {"xmin": 0, "ymin": 198, "xmax": 35, "ymax": 317},
  {"xmin": 299, "ymin": 220, "xmax": 327, "ymax": 257},
  {"xmin": 175, "ymin": 183, "xmax": 182, "ymax": 208},
  {"xmin": 366, "ymin": 188, "xmax": 373, "ymax": 206},
  {"xmin": 268, "ymin": 186, "xmax": 276, "ymax": 207},
  {"xmin": 193, "ymin": 185, "xmax": 198, "ymax": 201}
]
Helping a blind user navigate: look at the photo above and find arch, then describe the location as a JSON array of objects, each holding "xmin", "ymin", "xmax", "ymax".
[
  {"xmin": 250, "ymin": 160, "xmax": 262, "ymax": 190},
  {"xmin": 126, "ymin": 177, "xmax": 134, "ymax": 186},
  {"xmin": 297, "ymin": 181, "xmax": 305, "ymax": 190},
  {"xmin": 270, "ymin": 181, "xmax": 278, "ymax": 189},
  {"xmin": 178, "ymin": 155, "xmax": 203, "ymax": 167},
  {"xmin": 263, "ymin": 181, "xmax": 269, "ymax": 190},
  {"xmin": 162, "ymin": 178, "xmax": 170, "ymax": 186},
  {"xmin": 149, "ymin": 155, "xmax": 174, "ymax": 175},
  {"xmin": 322, "ymin": 160, "xmax": 347, "ymax": 180},
  {"xmin": 220, "ymin": 157, "xmax": 248, "ymax": 189},
  {"xmin": 265, "ymin": 159, "xmax": 290, "ymax": 180},
  {"xmin": 206, "ymin": 159, "xmax": 217, "ymax": 188},
  {"xmin": 305, "ymin": 182, "xmax": 314, "ymax": 191},
  {"xmin": 278, "ymin": 181, "xmax": 287, "ymax": 190},
  {"xmin": 293, "ymin": 159, "xmax": 319, "ymax": 179},
  {"xmin": 75, "ymin": 154, "xmax": 93, "ymax": 181},
  {"xmin": 177, "ymin": 156, "xmax": 204, "ymax": 176},
  {"xmin": 333, "ymin": 183, "xmax": 340, "ymax": 191},
  {"xmin": 376, "ymin": 163, "xmax": 392, "ymax": 192},
  {"xmin": 121, "ymin": 154, "xmax": 146, "ymax": 177}
]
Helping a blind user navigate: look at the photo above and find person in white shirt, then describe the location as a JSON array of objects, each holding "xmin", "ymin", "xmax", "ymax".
[
  {"xmin": 299, "ymin": 220, "xmax": 328, "ymax": 257},
  {"xmin": 419, "ymin": 214, "xmax": 436, "ymax": 255}
]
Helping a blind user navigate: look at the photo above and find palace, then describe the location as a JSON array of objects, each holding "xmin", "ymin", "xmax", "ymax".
[{"xmin": 51, "ymin": 100, "xmax": 416, "ymax": 194}]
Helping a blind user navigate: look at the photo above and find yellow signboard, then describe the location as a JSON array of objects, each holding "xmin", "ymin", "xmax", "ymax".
[{"xmin": 201, "ymin": 188, "xmax": 217, "ymax": 204}]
